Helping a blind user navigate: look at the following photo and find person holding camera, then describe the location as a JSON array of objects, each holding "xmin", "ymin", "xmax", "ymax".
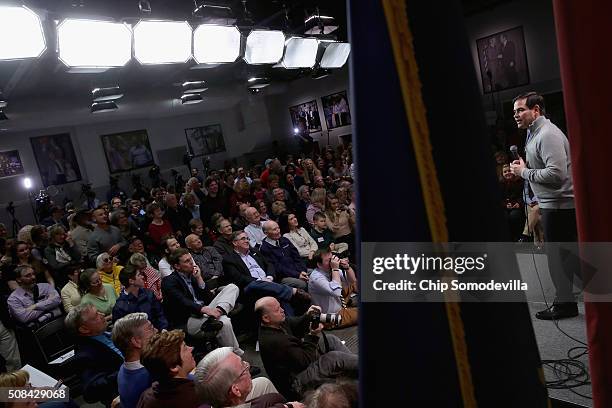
[
  {"xmin": 254, "ymin": 296, "xmax": 358, "ymax": 399},
  {"xmin": 308, "ymin": 250, "xmax": 358, "ymax": 328}
]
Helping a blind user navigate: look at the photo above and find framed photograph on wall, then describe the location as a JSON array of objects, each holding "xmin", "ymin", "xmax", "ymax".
[
  {"xmin": 321, "ymin": 91, "xmax": 351, "ymax": 129},
  {"xmin": 101, "ymin": 129, "xmax": 155, "ymax": 173},
  {"xmin": 30, "ymin": 133, "xmax": 82, "ymax": 187},
  {"xmin": 289, "ymin": 100, "xmax": 322, "ymax": 134},
  {"xmin": 185, "ymin": 124, "xmax": 226, "ymax": 156},
  {"xmin": 476, "ymin": 26, "xmax": 530, "ymax": 94},
  {"xmin": 0, "ymin": 150, "xmax": 24, "ymax": 178}
]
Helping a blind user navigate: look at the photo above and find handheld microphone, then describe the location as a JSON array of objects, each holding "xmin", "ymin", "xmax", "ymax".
[{"xmin": 509, "ymin": 145, "xmax": 519, "ymax": 160}]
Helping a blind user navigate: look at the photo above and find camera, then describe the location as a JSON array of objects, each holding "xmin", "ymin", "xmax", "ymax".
[{"xmin": 310, "ymin": 310, "xmax": 342, "ymax": 329}]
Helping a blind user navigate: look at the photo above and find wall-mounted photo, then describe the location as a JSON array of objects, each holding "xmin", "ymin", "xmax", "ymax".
[
  {"xmin": 289, "ymin": 100, "xmax": 322, "ymax": 134},
  {"xmin": 0, "ymin": 150, "xmax": 24, "ymax": 178},
  {"xmin": 101, "ymin": 129, "xmax": 155, "ymax": 173},
  {"xmin": 30, "ymin": 133, "xmax": 82, "ymax": 187},
  {"xmin": 321, "ymin": 90, "xmax": 351, "ymax": 129},
  {"xmin": 185, "ymin": 124, "xmax": 226, "ymax": 156},
  {"xmin": 476, "ymin": 26, "xmax": 530, "ymax": 93}
]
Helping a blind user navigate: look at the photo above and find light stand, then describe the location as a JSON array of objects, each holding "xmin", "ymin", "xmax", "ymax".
[{"xmin": 6, "ymin": 202, "xmax": 22, "ymax": 238}]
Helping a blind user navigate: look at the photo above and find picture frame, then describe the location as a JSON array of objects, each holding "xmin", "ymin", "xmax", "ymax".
[
  {"xmin": 185, "ymin": 124, "xmax": 226, "ymax": 157},
  {"xmin": 0, "ymin": 150, "xmax": 25, "ymax": 179},
  {"xmin": 289, "ymin": 100, "xmax": 322, "ymax": 134},
  {"xmin": 476, "ymin": 26, "xmax": 530, "ymax": 94},
  {"xmin": 101, "ymin": 129, "xmax": 155, "ymax": 173},
  {"xmin": 321, "ymin": 90, "xmax": 351, "ymax": 129},
  {"xmin": 30, "ymin": 133, "xmax": 82, "ymax": 187}
]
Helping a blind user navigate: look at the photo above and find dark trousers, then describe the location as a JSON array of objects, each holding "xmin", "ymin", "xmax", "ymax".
[{"xmin": 540, "ymin": 208, "xmax": 580, "ymax": 303}]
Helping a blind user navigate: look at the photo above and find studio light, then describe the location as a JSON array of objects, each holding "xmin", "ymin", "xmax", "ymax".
[
  {"xmin": 247, "ymin": 77, "xmax": 271, "ymax": 90},
  {"xmin": 181, "ymin": 94, "xmax": 204, "ymax": 104},
  {"xmin": 182, "ymin": 81, "xmax": 208, "ymax": 94},
  {"xmin": 304, "ymin": 14, "xmax": 338, "ymax": 35},
  {"xmin": 134, "ymin": 20, "xmax": 192, "ymax": 64},
  {"xmin": 57, "ymin": 19, "xmax": 132, "ymax": 68},
  {"xmin": 92, "ymin": 86, "xmax": 123, "ymax": 102},
  {"xmin": 320, "ymin": 42, "xmax": 351, "ymax": 69},
  {"xmin": 193, "ymin": 24, "xmax": 241, "ymax": 64},
  {"xmin": 0, "ymin": 6, "xmax": 46, "ymax": 60},
  {"xmin": 281, "ymin": 37, "xmax": 319, "ymax": 69},
  {"xmin": 91, "ymin": 101, "xmax": 118, "ymax": 113},
  {"xmin": 244, "ymin": 30, "xmax": 285, "ymax": 65},
  {"xmin": 23, "ymin": 177, "xmax": 32, "ymax": 189}
]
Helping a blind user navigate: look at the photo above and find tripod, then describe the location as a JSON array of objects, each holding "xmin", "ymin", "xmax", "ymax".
[{"xmin": 6, "ymin": 202, "xmax": 22, "ymax": 238}]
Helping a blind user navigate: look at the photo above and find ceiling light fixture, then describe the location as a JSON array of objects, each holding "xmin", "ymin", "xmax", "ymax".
[
  {"xmin": 244, "ymin": 30, "xmax": 285, "ymax": 65},
  {"xmin": 92, "ymin": 86, "xmax": 123, "ymax": 102},
  {"xmin": 181, "ymin": 81, "xmax": 208, "ymax": 94},
  {"xmin": 281, "ymin": 37, "xmax": 319, "ymax": 69},
  {"xmin": 193, "ymin": 24, "xmax": 241, "ymax": 64},
  {"xmin": 0, "ymin": 6, "xmax": 46, "ymax": 60},
  {"xmin": 91, "ymin": 101, "xmax": 118, "ymax": 113},
  {"xmin": 134, "ymin": 20, "xmax": 192, "ymax": 65},
  {"xmin": 57, "ymin": 19, "xmax": 132, "ymax": 68},
  {"xmin": 246, "ymin": 77, "xmax": 271, "ymax": 90},
  {"xmin": 181, "ymin": 93, "xmax": 204, "ymax": 104},
  {"xmin": 320, "ymin": 41, "xmax": 351, "ymax": 68}
]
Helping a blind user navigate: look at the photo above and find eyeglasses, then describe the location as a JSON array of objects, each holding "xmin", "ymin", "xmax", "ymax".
[
  {"xmin": 102, "ymin": 257, "xmax": 112, "ymax": 263},
  {"xmin": 232, "ymin": 360, "xmax": 250, "ymax": 384},
  {"xmin": 233, "ymin": 236, "xmax": 249, "ymax": 242}
]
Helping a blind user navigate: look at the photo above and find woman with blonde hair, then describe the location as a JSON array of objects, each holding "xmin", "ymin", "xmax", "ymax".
[
  {"xmin": 270, "ymin": 200, "xmax": 287, "ymax": 220},
  {"xmin": 301, "ymin": 158, "xmax": 322, "ymax": 186},
  {"xmin": 325, "ymin": 194, "xmax": 356, "ymax": 258},
  {"xmin": 306, "ymin": 187, "xmax": 327, "ymax": 226}
]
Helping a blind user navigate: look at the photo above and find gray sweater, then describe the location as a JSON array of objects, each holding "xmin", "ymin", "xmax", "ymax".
[
  {"xmin": 520, "ymin": 116, "xmax": 574, "ymax": 209},
  {"xmin": 87, "ymin": 225, "xmax": 126, "ymax": 263}
]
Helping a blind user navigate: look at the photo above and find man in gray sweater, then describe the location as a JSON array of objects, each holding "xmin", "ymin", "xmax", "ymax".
[
  {"xmin": 510, "ymin": 91, "xmax": 579, "ymax": 320},
  {"xmin": 87, "ymin": 207, "xmax": 126, "ymax": 264}
]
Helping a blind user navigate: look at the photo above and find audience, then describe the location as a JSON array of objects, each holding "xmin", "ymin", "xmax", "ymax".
[
  {"xmin": 97, "ymin": 252, "xmax": 123, "ymax": 296},
  {"xmin": 158, "ymin": 235, "xmax": 181, "ymax": 277},
  {"xmin": 112, "ymin": 313, "xmax": 158, "ymax": 408},
  {"xmin": 70, "ymin": 209, "xmax": 94, "ymax": 259},
  {"xmin": 185, "ymin": 233, "xmax": 224, "ymax": 287},
  {"xmin": 260, "ymin": 221, "xmax": 309, "ymax": 291},
  {"xmin": 44, "ymin": 225, "xmax": 82, "ymax": 288},
  {"xmin": 79, "ymin": 268, "xmax": 117, "ymax": 317},
  {"xmin": 244, "ymin": 207, "xmax": 266, "ymax": 248},
  {"xmin": 87, "ymin": 207, "xmax": 126, "ymax": 264},
  {"xmin": 213, "ymin": 218, "xmax": 234, "ymax": 256},
  {"xmin": 280, "ymin": 213, "xmax": 318, "ymax": 262},
  {"xmin": 146, "ymin": 203, "xmax": 173, "ymax": 253},
  {"xmin": 61, "ymin": 265, "xmax": 82, "ymax": 313},
  {"xmin": 11, "ymin": 240, "xmax": 55, "ymax": 287},
  {"xmin": 7, "ymin": 265, "xmax": 62, "ymax": 327},
  {"xmin": 128, "ymin": 253, "xmax": 162, "ymax": 300}
]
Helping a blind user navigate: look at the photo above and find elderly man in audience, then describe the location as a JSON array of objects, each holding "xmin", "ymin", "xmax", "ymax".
[
  {"xmin": 213, "ymin": 218, "xmax": 234, "ymax": 256},
  {"xmin": 308, "ymin": 250, "xmax": 358, "ymax": 328},
  {"xmin": 7, "ymin": 265, "xmax": 62, "ymax": 327},
  {"xmin": 138, "ymin": 330, "xmax": 200, "ymax": 407},
  {"xmin": 112, "ymin": 313, "xmax": 158, "ymax": 408},
  {"xmin": 61, "ymin": 265, "xmax": 82, "ymax": 313},
  {"xmin": 112, "ymin": 266, "xmax": 167, "ymax": 331},
  {"xmin": 304, "ymin": 380, "xmax": 358, "ymax": 408},
  {"xmin": 244, "ymin": 207, "xmax": 266, "ymax": 248},
  {"xmin": 185, "ymin": 233, "xmax": 224, "ymax": 288},
  {"xmin": 87, "ymin": 206, "xmax": 127, "ymax": 264},
  {"xmin": 222, "ymin": 230, "xmax": 310, "ymax": 316},
  {"xmin": 260, "ymin": 221, "xmax": 309, "ymax": 291},
  {"xmin": 44, "ymin": 224, "xmax": 82, "ymax": 287},
  {"xmin": 255, "ymin": 297, "xmax": 358, "ymax": 399},
  {"xmin": 65, "ymin": 303, "xmax": 124, "ymax": 406},
  {"xmin": 195, "ymin": 346, "xmax": 304, "ymax": 408},
  {"xmin": 162, "ymin": 248, "xmax": 241, "ymax": 351}
]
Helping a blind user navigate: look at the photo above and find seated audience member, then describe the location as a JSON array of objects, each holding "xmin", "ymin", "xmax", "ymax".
[
  {"xmin": 254, "ymin": 199, "xmax": 271, "ymax": 222},
  {"xmin": 234, "ymin": 167, "xmax": 253, "ymax": 186},
  {"xmin": 127, "ymin": 237, "xmax": 158, "ymax": 268},
  {"xmin": 129, "ymin": 253, "xmax": 162, "ymax": 300},
  {"xmin": 138, "ymin": 330, "xmax": 199, "ymax": 407},
  {"xmin": 185, "ymin": 234, "xmax": 224, "ymax": 286},
  {"xmin": 112, "ymin": 313, "xmax": 158, "ymax": 408},
  {"xmin": 325, "ymin": 195, "xmax": 356, "ymax": 258},
  {"xmin": 80, "ymin": 268, "xmax": 117, "ymax": 317},
  {"xmin": 161, "ymin": 248, "xmax": 241, "ymax": 350},
  {"xmin": 213, "ymin": 218, "xmax": 234, "ymax": 256},
  {"xmin": 41, "ymin": 205, "xmax": 67, "ymax": 229},
  {"xmin": 195, "ymin": 346, "xmax": 304, "ymax": 408},
  {"xmin": 65, "ymin": 303, "xmax": 124, "ymax": 406},
  {"xmin": 244, "ymin": 207, "xmax": 266, "ymax": 248},
  {"xmin": 189, "ymin": 218, "xmax": 212, "ymax": 246},
  {"xmin": 113, "ymin": 266, "xmax": 167, "ymax": 331},
  {"xmin": 255, "ymin": 297, "xmax": 358, "ymax": 398},
  {"xmin": 44, "ymin": 224, "xmax": 82, "ymax": 287},
  {"xmin": 200, "ymin": 177, "xmax": 229, "ymax": 229},
  {"xmin": 29, "ymin": 224, "xmax": 49, "ymax": 263},
  {"xmin": 110, "ymin": 209, "xmax": 142, "ymax": 243},
  {"xmin": 157, "ymin": 235, "xmax": 182, "ymax": 277},
  {"xmin": 260, "ymin": 221, "xmax": 309, "ymax": 291},
  {"xmin": 306, "ymin": 188, "xmax": 326, "ymax": 227},
  {"xmin": 70, "ymin": 209, "xmax": 94, "ymax": 259},
  {"xmin": 304, "ymin": 380, "xmax": 358, "ymax": 408},
  {"xmin": 11, "ymin": 240, "xmax": 55, "ymax": 287},
  {"xmin": 295, "ymin": 186, "xmax": 311, "ymax": 226},
  {"xmin": 308, "ymin": 251, "xmax": 358, "ymax": 328},
  {"xmin": 309, "ymin": 212, "xmax": 343, "ymax": 253},
  {"xmin": 146, "ymin": 203, "xmax": 173, "ymax": 253},
  {"xmin": 222, "ymin": 231, "xmax": 309, "ymax": 315},
  {"xmin": 7, "ymin": 265, "xmax": 62, "ymax": 327},
  {"xmin": 111, "ymin": 197, "xmax": 124, "ymax": 211},
  {"xmin": 164, "ymin": 193, "xmax": 192, "ymax": 239},
  {"xmin": 87, "ymin": 207, "xmax": 127, "ymax": 264},
  {"xmin": 270, "ymin": 201, "xmax": 287, "ymax": 221},
  {"xmin": 0, "ymin": 369, "xmax": 79, "ymax": 407},
  {"xmin": 251, "ymin": 179, "xmax": 267, "ymax": 202},
  {"xmin": 61, "ymin": 265, "xmax": 82, "ymax": 313},
  {"xmin": 280, "ymin": 213, "xmax": 318, "ymax": 262},
  {"xmin": 97, "ymin": 252, "xmax": 123, "ymax": 296},
  {"xmin": 183, "ymin": 193, "xmax": 201, "ymax": 220},
  {"xmin": 232, "ymin": 202, "xmax": 250, "ymax": 231}
]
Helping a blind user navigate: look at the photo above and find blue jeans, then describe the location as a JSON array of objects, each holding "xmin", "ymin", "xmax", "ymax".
[{"xmin": 244, "ymin": 280, "xmax": 295, "ymax": 316}]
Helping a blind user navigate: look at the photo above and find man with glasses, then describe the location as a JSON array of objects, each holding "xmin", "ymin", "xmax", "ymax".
[
  {"xmin": 222, "ymin": 230, "xmax": 311, "ymax": 316},
  {"xmin": 195, "ymin": 346, "xmax": 304, "ymax": 408}
]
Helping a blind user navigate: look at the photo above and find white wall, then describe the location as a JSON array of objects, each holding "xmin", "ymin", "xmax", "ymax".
[{"xmin": 465, "ymin": 0, "xmax": 562, "ymax": 104}]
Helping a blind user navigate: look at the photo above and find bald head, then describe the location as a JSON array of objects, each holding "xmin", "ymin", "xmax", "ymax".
[
  {"xmin": 185, "ymin": 234, "xmax": 203, "ymax": 251},
  {"xmin": 245, "ymin": 207, "xmax": 260, "ymax": 225},
  {"xmin": 263, "ymin": 220, "xmax": 281, "ymax": 240},
  {"xmin": 254, "ymin": 296, "xmax": 285, "ymax": 327}
]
